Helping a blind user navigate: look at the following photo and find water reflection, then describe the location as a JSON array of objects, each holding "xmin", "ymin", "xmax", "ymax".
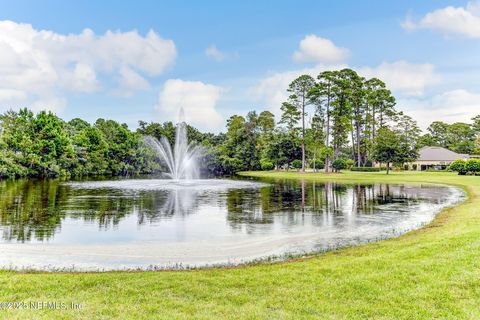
[
  {"xmin": 0, "ymin": 179, "xmax": 65, "ymax": 242},
  {"xmin": 0, "ymin": 177, "xmax": 460, "ymax": 245}
]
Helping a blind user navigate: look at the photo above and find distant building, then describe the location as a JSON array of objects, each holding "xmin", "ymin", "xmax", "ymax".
[{"xmin": 410, "ymin": 146, "xmax": 470, "ymax": 171}]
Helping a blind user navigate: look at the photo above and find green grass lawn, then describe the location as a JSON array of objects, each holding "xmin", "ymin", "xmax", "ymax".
[{"xmin": 1, "ymin": 171, "xmax": 479, "ymax": 319}]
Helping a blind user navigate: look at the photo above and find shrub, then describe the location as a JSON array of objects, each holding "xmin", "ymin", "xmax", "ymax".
[
  {"xmin": 309, "ymin": 159, "xmax": 324, "ymax": 170},
  {"xmin": 345, "ymin": 159, "xmax": 354, "ymax": 169},
  {"xmin": 291, "ymin": 159, "xmax": 302, "ymax": 169},
  {"xmin": 260, "ymin": 159, "xmax": 274, "ymax": 171},
  {"xmin": 332, "ymin": 158, "xmax": 347, "ymax": 172},
  {"xmin": 449, "ymin": 159, "xmax": 467, "ymax": 175},
  {"xmin": 350, "ymin": 167, "xmax": 381, "ymax": 172},
  {"xmin": 466, "ymin": 159, "xmax": 480, "ymax": 175}
]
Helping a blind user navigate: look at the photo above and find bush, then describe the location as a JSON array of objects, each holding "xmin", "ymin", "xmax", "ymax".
[
  {"xmin": 332, "ymin": 158, "xmax": 347, "ymax": 172},
  {"xmin": 449, "ymin": 159, "xmax": 467, "ymax": 175},
  {"xmin": 350, "ymin": 167, "xmax": 381, "ymax": 172},
  {"xmin": 466, "ymin": 159, "xmax": 480, "ymax": 175},
  {"xmin": 260, "ymin": 159, "xmax": 274, "ymax": 171},
  {"xmin": 309, "ymin": 159, "xmax": 324, "ymax": 170},
  {"xmin": 345, "ymin": 159, "xmax": 354, "ymax": 169},
  {"xmin": 291, "ymin": 159, "xmax": 302, "ymax": 169}
]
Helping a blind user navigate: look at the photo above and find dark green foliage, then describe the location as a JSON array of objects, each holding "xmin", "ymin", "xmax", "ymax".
[
  {"xmin": 449, "ymin": 159, "xmax": 480, "ymax": 176},
  {"xmin": 419, "ymin": 121, "xmax": 476, "ymax": 154},
  {"xmin": 332, "ymin": 159, "xmax": 347, "ymax": 172},
  {"xmin": 345, "ymin": 159, "xmax": 354, "ymax": 169},
  {"xmin": 447, "ymin": 123, "xmax": 476, "ymax": 154},
  {"xmin": 449, "ymin": 160, "xmax": 467, "ymax": 175},
  {"xmin": 265, "ymin": 130, "xmax": 301, "ymax": 169},
  {"xmin": 0, "ymin": 108, "xmax": 157, "ymax": 179},
  {"xmin": 2, "ymin": 71, "xmax": 477, "ymax": 179},
  {"xmin": 260, "ymin": 159, "xmax": 274, "ymax": 171},
  {"xmin": 350, "ymin": 167, "xmax": 381, "ymax": 172},
  {"xmin": 291, "ymin": 159, "xmax": 302, "ymax": 169},
  {"xmin": 309, "ymin": 159, "xmax": 324, "ymax": 169},
  {"xmin": 351, "ymin": 167, "xmax": 380, "ymax": 172},
  {"xmin": 465, "ymin": 159, "xmax": 480, "ymax": 175},
  {"xmin": 279, "ymin": 102, "xmax": 301, "ymax": 134},
  {"xmin": 372, "ymin": 127, "xmax": 400, "ymax": 175}
]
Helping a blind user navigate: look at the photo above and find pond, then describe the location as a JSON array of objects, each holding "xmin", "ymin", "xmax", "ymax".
[{"xmin": 0, "ymin": 177, "xmax": 464, "ymax": 271}]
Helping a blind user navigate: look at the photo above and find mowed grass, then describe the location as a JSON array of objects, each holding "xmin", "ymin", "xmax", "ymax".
[{"xmin": 1, "ymin": 171, "xmax": 479, "ymax": 319}]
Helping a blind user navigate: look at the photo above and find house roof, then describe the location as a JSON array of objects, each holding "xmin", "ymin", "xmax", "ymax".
[{"xmin": 417, "ymin": 146, "xmax": 470, "ymax": 161}]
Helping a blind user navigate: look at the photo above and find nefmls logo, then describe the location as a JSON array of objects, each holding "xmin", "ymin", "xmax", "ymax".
[{"xmin": 29, "ymin": 301, "xmax": 67, "ymax": 310}]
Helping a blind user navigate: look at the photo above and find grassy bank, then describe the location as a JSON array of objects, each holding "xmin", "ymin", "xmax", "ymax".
[{"xmin": 1, "ymin": 171, "xmax": 479, "ymax": 319}]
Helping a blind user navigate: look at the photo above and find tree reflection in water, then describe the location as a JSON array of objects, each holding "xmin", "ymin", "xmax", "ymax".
[{"xmin": 0, "ymin": 177, "xmax": 442, "ymax": 243}]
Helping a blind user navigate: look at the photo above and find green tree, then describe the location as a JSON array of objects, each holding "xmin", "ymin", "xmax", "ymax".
[
  {"xmin": 265, "ymin": 129, "xmax": 301, "ymax": 169},
  {"xmin": 305, "ymin": 114, "xmax": 325, "ymax": 171},
  {"xmin": 329, "ymin": 69, "xmax": 353, "ymax": 161},
  {"xmin": 472, "ymin": 115, "xmax": 480, "ymax": 135},
  {"xmin": 449, "ymin": 159, "xmax": 467, "ymax": 175},
  {"xmin": 258, "ymin": 111, "xmax": 275, "ymax": 134},
  {"xmin": 73, "ymin": 126, "xmax": 109, "ymax": 175},
  {"xmin": 364, "ymin": 78, "xmax": 384, "ymax": 143},
  {"xmin": 257, "ymin": 111, "xmax": 276, "ymax": 168},
  {"xmin": 319, "ymin": 146, "xmax": 334, "ymax": 172},
  {"xmin": 219, "ymin": 115, "xmax": 247, "ymax": 173},
  {"xmin": 416, "ymin": 134, "xmax": 435, "ymax": 149},
  {"xmin": 373, "ymin": 127, "xmax": 401, "ymax": 174},
  {"xmin": 291, "ymin": 159, "xmax": 302, "ymax": 169},
  {"xmin": 427, "ymin": 121, "xmax": 450, "ymax": 147},
  {"xmin": 394, "ymin": 112, "xmax": 421, "ymax": 164},
  {"xmin": 314, "ymin": 71, "xmax": 336, "ymax": 172},
  {"xmin": 475, "ymin": 137, "xmax": 480, "ymax": 155},
  {"xmin": 465, "ymin": 159, "xmax": 480, "ymax": 175},
  {"xmin": 286, "ymin": 75, "xmax": 316, "ymax": 171},
  {"xmin": 279, "ymin": 102, "xmax": 301, "ymax": 137},
  {"xmin": 347, "ymin": 70, "xmax": 366, "ymax": 167},
  {"xmin": 332, "ymin": 158, "xmax": 347, "ymax": 172},
  {"xmin": 446, "ymin": 122, "xmax": 476, "ymax": 154}
]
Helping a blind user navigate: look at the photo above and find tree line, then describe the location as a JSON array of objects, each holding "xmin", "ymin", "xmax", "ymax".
[
  {"xmin": 215, "ymin": 69, "xmax": 480, "ymax": 174},
  {"xmin": 0, "ymin": 109, "xmax": 159, "ymax": 178},
  {"xmin": 0, "ymin": 68, "xmax": 479, "ymax": 178}
]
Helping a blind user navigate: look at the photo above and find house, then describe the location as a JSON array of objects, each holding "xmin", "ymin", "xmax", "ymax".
[{"xmin": 409, "ymin": 146, "xmax": 470, "ymax": 171}]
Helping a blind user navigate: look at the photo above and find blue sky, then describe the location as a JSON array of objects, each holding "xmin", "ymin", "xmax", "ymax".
[{"xmin": 0, "ymin": 0, "xmax": 479, "ymax": 131}]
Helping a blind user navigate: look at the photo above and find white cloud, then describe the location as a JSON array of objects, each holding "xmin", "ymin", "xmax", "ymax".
[
  {"xmin": 116, "ymin": 67, "xmax": 150, "ymax": 96},
  {"xmin": 62, "ymin": 63, "xmax": 99, "ymax": 93},
  {"xmin": 156, "ymin": 79, "xmax": 224, "ymax": 130},
  {"xmin": 30, "ymin": 96, "xmax": 67, "ymax": 113},
  {"xmin": 400, "ymin": 89, "xmax": 480, "ymax": 130},
  {"xmin": 292, "ymin": 35, "xmax": 349, "ymax": 64},
  {"xmin": 205, "ymin": 45, "xmax": 226, "ymax": 61},
  {"xmin": 359, "ymin": 61, "xmax": 440, "ymax": 96},
  {"xmin": 0, "ymin": 20, "xmax": 176, "ymax": 113},
  {"xmin": 402, "ymin": 1, "xmax": 480, "ymax": 38},
  {"xmin": 0, "ymin": 89, "xmax": 27, "ymax": 102}
]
